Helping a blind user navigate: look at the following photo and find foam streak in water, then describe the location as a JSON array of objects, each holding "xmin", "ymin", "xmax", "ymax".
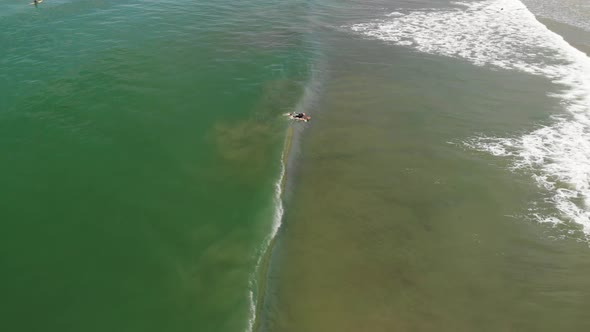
[
  {"xmin": 246, "ymin": 146, "xmax": 285, "ymax": 332},
  {"xmin": 351, "ymin": 0, "xmax": 590, "ymax": 232}
]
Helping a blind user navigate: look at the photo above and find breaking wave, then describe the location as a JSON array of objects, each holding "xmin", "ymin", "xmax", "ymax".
[{"xmin": 351, "ymin": 0, "xmax": 590, "ymax": 233}]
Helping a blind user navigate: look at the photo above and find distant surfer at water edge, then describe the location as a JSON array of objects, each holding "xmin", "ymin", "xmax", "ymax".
[
  {"xmin": 31, "ymin": 0, "xmax": 44, "ymax": 5},
  {"xmin": 285, "ymin": 112, "xmax": 311, "ymax": 122}
]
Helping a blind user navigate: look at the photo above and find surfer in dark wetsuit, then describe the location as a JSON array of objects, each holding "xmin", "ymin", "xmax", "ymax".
[
  {"xmin": 287, "ymin": 112, "xmax": 311, "ymax": 122},
  {"xmin": 293, "ymin": 112, "xmax": 311, "ymax": 122}
]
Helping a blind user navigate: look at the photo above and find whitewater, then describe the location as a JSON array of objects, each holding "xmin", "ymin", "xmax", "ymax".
[{"xmin": 351, "ymin": 0, "xmax": 590, "ymax": 233}]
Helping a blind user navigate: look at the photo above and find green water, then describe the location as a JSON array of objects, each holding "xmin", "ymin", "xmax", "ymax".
[
  {"xmin": 5, "ymin": 1, "xmax": 590, "ymax": 331},
  {"xmin": 1, "ymin": 1, "xmax": 316, "ymax": 331}
]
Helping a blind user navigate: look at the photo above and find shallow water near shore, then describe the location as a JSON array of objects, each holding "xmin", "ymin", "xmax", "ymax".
[{"xmin": 260, "ymin": 0, "xmax": 590, "ymax": 331}]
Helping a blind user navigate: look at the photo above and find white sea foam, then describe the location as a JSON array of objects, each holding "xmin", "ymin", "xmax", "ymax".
[
  {"xmin": 246, "ymin": 289, "xmax": 256, "ymax": 332},
  {"xmin": 351, "ymin": 0, "xmax": 590, "ymax": 233},
  {"xmin": 386, "ymin": 11, "xmax": 405, "ymax": 17},
  {"xmin": 245, "ymin": 148, "xmax": 285, "ymax": 332}
]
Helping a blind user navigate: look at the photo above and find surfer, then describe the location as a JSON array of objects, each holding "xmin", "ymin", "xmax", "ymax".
[{"xmin": 288, "ymin": 112, "xmax": 311, "ymax": 122}]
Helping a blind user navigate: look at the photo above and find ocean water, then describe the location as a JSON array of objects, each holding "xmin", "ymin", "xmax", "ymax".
[
  {"xmin": 260, "ymin": 0, "xmax": 590, "ymax": 331},
  {"xmin": 1, "ymin": 1, "xmax": 317, "ymax": 331},
  {"xmin": 4, "ymin": 0, "xmax": 590, "ymax": 331},
  {"xmin": 347, "ymin": 0, "xmax": 590, "ymax": 231}
]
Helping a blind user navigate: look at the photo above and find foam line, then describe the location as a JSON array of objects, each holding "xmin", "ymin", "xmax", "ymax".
[{"xmin": 245, "ymin": 136, "xmax": 287, "ymax": 332}]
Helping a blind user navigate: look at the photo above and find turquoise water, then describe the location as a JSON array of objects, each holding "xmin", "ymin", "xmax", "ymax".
[{"xmin": 1, "ymin": 1, "xmax": 316, "ymax": 331}]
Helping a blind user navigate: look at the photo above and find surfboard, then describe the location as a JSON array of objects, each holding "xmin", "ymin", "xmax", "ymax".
[
  {"xmin": 284, "ymin": 113, "xmax": 310, "ymax": 122},
  {"xmin": 31, "ymin": 0, "xmax": 44, "ymax": 5}
]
